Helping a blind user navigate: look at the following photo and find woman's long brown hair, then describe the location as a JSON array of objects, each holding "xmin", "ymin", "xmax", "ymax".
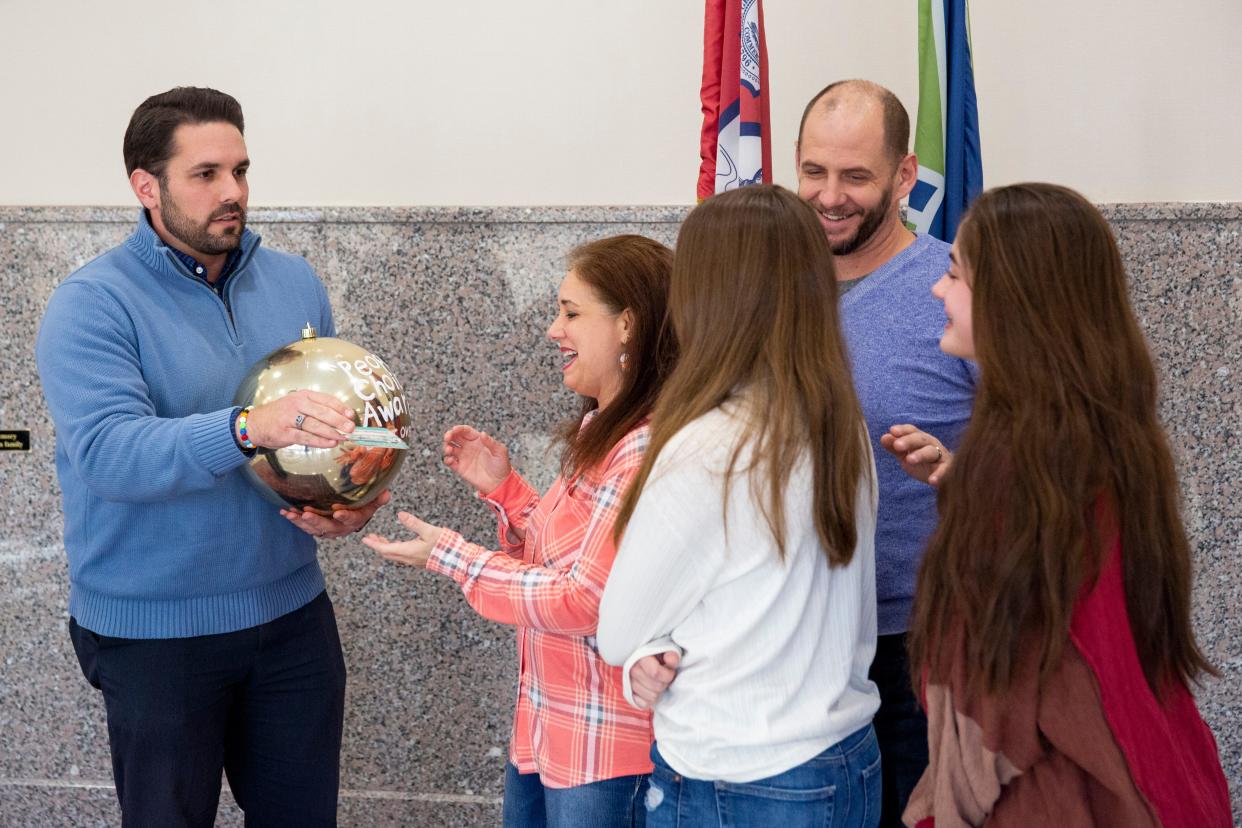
[
  {"xmin": 908, "ymin": 183, "xmax": 1214, "ymax": 698},
  {"xmin": 614, "ymin": 185, "xmax": 868, "ymax": 564},
  {"xmin": 556, "ymin": 235, "xmax": 676, "ymax": 481}
]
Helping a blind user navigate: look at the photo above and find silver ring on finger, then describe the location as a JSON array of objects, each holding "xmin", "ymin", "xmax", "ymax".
[
  {"xmin": 294, "ymin": 413, "xmax": 306, "ymax": 429},
  {"xmin": 934, "ymin": 445, "xmax": 944, "ymax": 463}
]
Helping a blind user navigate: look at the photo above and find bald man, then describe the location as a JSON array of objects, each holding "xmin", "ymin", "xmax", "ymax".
[{"xmin": 797, "ymin": 79, "xmax": 976, "ymax": 825}]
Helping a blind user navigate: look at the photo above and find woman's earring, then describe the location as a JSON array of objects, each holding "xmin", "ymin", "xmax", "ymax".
[{"xmin": 618, "ymin": 352, "xmax": 629, "ymax": 368}]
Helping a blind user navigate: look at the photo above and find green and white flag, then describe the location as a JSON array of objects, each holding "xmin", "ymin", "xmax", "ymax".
[{"xmin": 908, "ymin": 0, "xmax": 983, "ymax": 242}]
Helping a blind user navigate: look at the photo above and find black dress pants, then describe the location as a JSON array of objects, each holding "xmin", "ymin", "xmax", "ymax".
[
  {"xmin": 70, "ymin": 590, "xmax": 347, "ymax": 828},
  {"xmin": 868, "ymin": 632, "xmax": 931, "ymax": 828}
]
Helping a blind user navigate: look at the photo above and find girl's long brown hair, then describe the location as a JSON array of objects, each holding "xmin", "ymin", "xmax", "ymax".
[
  {"xmin": 615, "ymin": 185, "xmax": 868, "ymax": 564},
  {"xmin": 908, "ymin": 183, "xmax": 1214, "ymax": 697},
  {"xmin": 556, "ymin": 235, "xmax": 676, "ymax": 480}
]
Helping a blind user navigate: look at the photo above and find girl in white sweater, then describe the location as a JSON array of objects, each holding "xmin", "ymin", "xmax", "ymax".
[{"xmin": 598, "ymin": 184, "xmax": 881, "ymax": 827}]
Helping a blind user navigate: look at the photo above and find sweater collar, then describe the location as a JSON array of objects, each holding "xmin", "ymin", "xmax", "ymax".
[{"xmin": 125, "ymin": 209, "xmax": 261, "ymax": 283}]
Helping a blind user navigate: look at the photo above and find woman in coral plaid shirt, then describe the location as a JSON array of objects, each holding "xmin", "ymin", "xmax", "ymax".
[{"xmin": 364, "ymin": 235, "xmax": 674, "ymax": 827}]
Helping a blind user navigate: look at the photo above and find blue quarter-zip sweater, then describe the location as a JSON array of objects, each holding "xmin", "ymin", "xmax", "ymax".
[{"xmin": 36, "ymin": 211, "xmax": 336, "ymax": 638}]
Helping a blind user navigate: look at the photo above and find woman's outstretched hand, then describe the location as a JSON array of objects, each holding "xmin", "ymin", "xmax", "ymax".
[
  {"xmin": 442, "ymin": 425, "xmax": 511, "ymax": 494},
  {"xmin": 880, "ymin": 424, "xmax": 952, "ymax": 487},
  {"xmin": 362, "ymin": 511, "xmax": 445, "ymax": 568}
]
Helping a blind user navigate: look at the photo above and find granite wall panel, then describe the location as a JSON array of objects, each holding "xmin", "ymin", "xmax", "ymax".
[{"xmin": 0, "ymin": 204, "xmax": 1237, "ymax": 826}]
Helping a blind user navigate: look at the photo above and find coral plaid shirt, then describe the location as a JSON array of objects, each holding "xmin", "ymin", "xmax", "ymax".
[{"xmin": 426, "ymin": 417, "xmax": 654, "ymax": 788}]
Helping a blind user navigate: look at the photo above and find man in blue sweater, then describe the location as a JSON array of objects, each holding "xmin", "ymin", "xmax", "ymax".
[
  {"xmin": 626, "ymin": 80, "xmax": 975, "ymax": 827},
  {"xmin": 36, "ymin": 87, "xmax": 386, "ymax": 827},
  {"xmin": 796, "ymin": 80, "xmax": 975, "ymax": 826}
]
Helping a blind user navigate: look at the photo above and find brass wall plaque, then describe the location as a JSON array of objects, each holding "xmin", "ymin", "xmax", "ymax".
[{"xmin": 0, "ymin": 430, "xmax": 31, "ymax": 451}]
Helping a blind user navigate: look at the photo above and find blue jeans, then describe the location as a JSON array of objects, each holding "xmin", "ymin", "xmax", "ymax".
[
  {"xmin": 644, "ymin": 725, "xmax": 881, "ymax": 828},
  {"xmin": 503, "ymin": 762, "xmax": 649, "ymax": 828},
  {"xmin": 867, "ymin": 634, "xmax": 930, "ymax": 827}
]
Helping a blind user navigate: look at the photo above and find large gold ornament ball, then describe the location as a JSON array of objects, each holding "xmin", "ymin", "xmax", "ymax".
[{"xmin": 233, "ymin": 326, "xmax": 411, "ymax": 513}]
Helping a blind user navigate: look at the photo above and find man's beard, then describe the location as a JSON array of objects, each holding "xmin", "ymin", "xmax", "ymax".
[
  {"xmin": 158, "ymin": 180, "xmax": 246, "ymax": 256},
  {"xmin": 827, "ymin": 184, "xmax": 893, "ymax": 256}
]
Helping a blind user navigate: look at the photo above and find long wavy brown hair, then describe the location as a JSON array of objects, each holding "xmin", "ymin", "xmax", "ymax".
[
  {"xmin": 556, "ymin": 234, "xmax": 676, "ymax": 480},
  {"xmin": 908, "ymin": 183, "xmax": 1214, "ymax": 698},
  {"xmin": 615, "ymin": 185, "xmax": 869, "ymax": 563}
]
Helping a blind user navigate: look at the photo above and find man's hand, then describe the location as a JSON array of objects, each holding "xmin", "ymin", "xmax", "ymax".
[
  {"xmin": 361, "ymin": 511, "xmax": 445, "ymax": 568},
  {"xmin": 282, "ymin": 490, "xmax": 391, "ymax": 540},
  {"xmin": 246, "ymin": 389, "xmax": 356, "ymax": 450},
  {"xmin": 629, "ymin": 650, "xmax": 680, "ymax": 710},
  {"xmin": 880, "ymin": 424, "xmax": 952, "ymax": 486},
  {"xmin": 442, "ymin": 425, "xmax": 511, "ymax": 494}
]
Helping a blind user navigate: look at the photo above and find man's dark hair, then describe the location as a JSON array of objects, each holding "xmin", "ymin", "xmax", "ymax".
[
  {"xmin": 797, "ymin": 79, "xmax": 910, "ymax": 164},
  {"xmin": 123, "ymin": 87, "xmax": 245, "ymax": 177}
]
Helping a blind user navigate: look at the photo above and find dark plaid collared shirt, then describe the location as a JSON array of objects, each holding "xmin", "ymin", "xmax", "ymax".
[{"xmin": 169, "ymin": 247, "xmax": 242, "ymax": 297}]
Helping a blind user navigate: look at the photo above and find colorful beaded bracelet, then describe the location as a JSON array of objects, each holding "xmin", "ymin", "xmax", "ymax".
[{"xmin": 236, "ymin": 406, "xmax": 257, "ymax": 450}]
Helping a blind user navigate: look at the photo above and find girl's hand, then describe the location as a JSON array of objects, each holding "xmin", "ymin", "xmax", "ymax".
[
  {"xmin": 629, "ymin": 650, "xmax": 680, "ymax": 710},
  {"xmin": 880, "ymin": 424, "xmax": 952, "ymax": 487}
]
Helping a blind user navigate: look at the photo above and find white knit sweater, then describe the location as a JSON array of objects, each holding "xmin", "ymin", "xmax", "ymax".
[{"xmin": 598, "ymin": 403, "xmax": 880, "ymax": 783}]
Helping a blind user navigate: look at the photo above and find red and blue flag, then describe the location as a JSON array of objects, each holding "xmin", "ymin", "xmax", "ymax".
[{"xmin": 697, "ymin": 0, "xmax": 771, "ymax": 200}]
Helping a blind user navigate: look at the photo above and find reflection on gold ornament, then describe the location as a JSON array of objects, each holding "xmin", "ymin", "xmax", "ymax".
[{"xmin": 234, "ymin": 324, "xmax": 410, "ymax": 513}]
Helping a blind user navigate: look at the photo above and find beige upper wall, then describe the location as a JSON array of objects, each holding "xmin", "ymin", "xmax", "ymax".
[{"xmin": 3, "ymin": 0, "xmax": 1239, "ymax": 206}]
